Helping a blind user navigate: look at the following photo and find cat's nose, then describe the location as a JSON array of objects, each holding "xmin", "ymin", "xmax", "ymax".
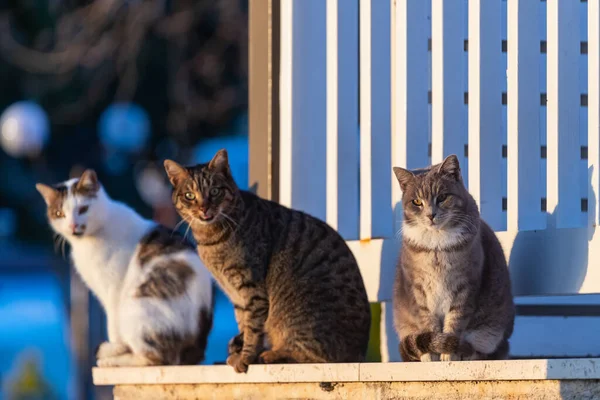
[
  {"xmin": 428, "ymin": 213, "xmax": 436, "ymax": 221},
  {"xmin": 69, "ymin": 223, "xmax": 77, "ymax": 231}
]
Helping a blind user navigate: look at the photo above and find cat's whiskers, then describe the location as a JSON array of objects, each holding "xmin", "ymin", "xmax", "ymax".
[
  {"xmin": 450, "ymin": 215, "xmax": 478, "ymax": 233},
  {"xmin": 171, "ymin": 218, "xmax": 188, "ymax": 236},
  {"xmin": 53, "ymin": 234, "xmax": 68, "ymax": 259},
  {"xmin": 220, "ymin": 212, "xmax": 239, "ymax": 230},
  {"xmin": 183, "ymin": 219, "xmax": 194, "ymax": 241}
]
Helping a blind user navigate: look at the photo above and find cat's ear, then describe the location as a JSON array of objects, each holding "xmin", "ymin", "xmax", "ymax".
[
  {"xmin": 78, "ymin": 169, "xmax": 100, "ymax": 193},
  {"xmin": 438, "ymin": 154, "xmax": 461, "ymax": 181},
  {"xmin": 164, "ymin": 160, "xmax": 190, "ymax": 187},
  {"xmin": 208, "ymin": 149, "xmax": 231, "ymax": 175},
  {"xmin": 393, "ymin": 167, "xmax": 415, "ymax": 192},
  {"xmin": 35, "ymin": 183, "xmax": 58, "ymax": 206}
]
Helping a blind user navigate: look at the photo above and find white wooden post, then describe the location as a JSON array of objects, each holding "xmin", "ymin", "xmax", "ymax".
[
  {"xmin": 379, "ymin": 301, "xmax": 400, "ymax": 362},
  {"xmin": 391, "ymin": 0, "xmax": 430, "ymax": 227},
  {"xmin": 359, "ymin": 0, "xmax": 392, "ymax": 240},
  {"xmin": 507, "ymin": 0, "xmax": 545, "ymax": 231},
  {"xmin": 279, "ymin": 0, "xmax": 327, "ymax": 220},
  {"xmin": 589, "ymin": 0, "xmax": 600, "ymax": 227},
  {"xmin": 546, "ymin": 0, "xmax": 581, "ymax": 229},
  {"xmin": 326, "ymin": 0, "xmax": 360, "ymax": 240},
  {"xmin": 468, "ymin": 0, "xmax": 504, "ymax": 231},
  {"xmin": 387, "ymin": 0, "xmax": 430, "ymax": 363},
  {"xmin": 431, "ymin": 0, "xmax": 466, "ymax": 165}
]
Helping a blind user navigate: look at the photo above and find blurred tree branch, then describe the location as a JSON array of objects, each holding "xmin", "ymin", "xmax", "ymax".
[{"xmin": 0, "ymin": 0, "xmax": 248, "ymax": 142}]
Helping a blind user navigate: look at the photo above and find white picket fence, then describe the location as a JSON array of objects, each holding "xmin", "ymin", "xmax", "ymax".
[{"xmin": 277, "ymin": 0, "xmax": 600, "ymax": 359}]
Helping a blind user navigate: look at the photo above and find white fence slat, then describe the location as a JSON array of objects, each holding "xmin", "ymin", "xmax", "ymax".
[
  {"xmin": 590, "ymin": 0, "xmax": 600, "ymax": 227},
  {"xmin": 507, "ymin": 0, "xmax": 545, "ymax": 231},
  {"xmin": 546, "ymin": 0, "xmax": 581, "ymax": 229},
  {"xmin": 279, "ymin": 0, "xmax": 327, "ymax": 220},
  {"xmin": 326, "ymin": 0, "xmax": 359, "ymax": 239},
  {"xmin": 431, "ymin": 0, "xmax": 466, "ymax": 165},
  {"xmin": 390, "ymin": 0, "xmax": 430, "ymax": 230},
  {"xmin": 468, "ymin": 0, "xmax": 504, "ymax": 231},
  {"xmin": 279, "ymin": 0, "xmax": 293, "ymax": 209},
  {"xmin": 359, "ymin": 0, "xmax": 392, "ymax": 240}
]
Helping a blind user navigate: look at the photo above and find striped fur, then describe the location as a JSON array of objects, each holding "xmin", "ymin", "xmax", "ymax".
[
  {"xmin": 165, "ymin": 150, "xmax": 371, "ymax": 373},
  {"xmin": 36, "ymin": 170, "xmax": 214, "ymax": 367}
]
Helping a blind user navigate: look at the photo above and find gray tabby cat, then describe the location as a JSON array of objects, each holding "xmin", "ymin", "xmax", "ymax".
[
  {"xmin": 164, "ymin": 149, "xmax": 371, "ymax": 373},
  {"xmin": 392, "ymin": 155, "xmax": 514, "ymax": 362}
]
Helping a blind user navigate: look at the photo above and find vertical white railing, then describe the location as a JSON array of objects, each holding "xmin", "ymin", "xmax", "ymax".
[
  {"xmin": 468, "ymin": 0, "xmax": 504, "ymax": 231},
  {"xmin": 359, "ymin": 0, "xmax": 392, "ymax": 240},
  {"xmin": 590, "ymin": 0, "xmax": 600, "ymax": 227},
  {"xmin": 546, "ymin": 0, "xmax": 581, "ymax": 229},
  {"xmin": 431, "ymin": 0, "xmax": 466, "ymax": 166},
  {"xmin": 279, "ymin": 1, "xmax": 327, "ymax": 220},
  {"xmin": 507, "ymin": 0, "xmax": 545, "ymax": 231},
  {"xmin": 326, "ymin": 0, "xmax": 360, "ymax": 240},
  {"xmin": 278, "ymin": 0, "xmax": 600, "ymax": 299},
  {"xmin": 391, "ymin": 0, "xmax": 429, "ymax": 228}
]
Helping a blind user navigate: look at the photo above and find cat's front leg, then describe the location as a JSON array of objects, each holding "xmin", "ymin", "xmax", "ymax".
[
  {"xmin": 228, "ymin": 289, "xmax": 269, "ymax": 373},
  {"xmin": 228, "ymin": 332, "xmax": 244, "ymax": 357},
  {"xmin": 227, "ymin": 305, "xmax": 246, "ymax": 356},
  {"xmin": 441, "ymin": 296, "xmax": 475, "ymax": 361},
  {"xmin": 416, "ymin": 306, "xmax": 443, "ymax": 362}
]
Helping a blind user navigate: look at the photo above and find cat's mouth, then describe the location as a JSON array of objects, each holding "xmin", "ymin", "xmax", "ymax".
[
  {"xmin": 196, "ymin": 212, "xmax": 218, "ymax": 224},
  {"xmin": 199, "ymin": 215, "xmax": 215, "ymax": 223}
]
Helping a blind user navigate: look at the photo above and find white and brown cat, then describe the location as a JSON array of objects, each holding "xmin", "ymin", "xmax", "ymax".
[{"xmin": 36, "ymin": 170, "xmax": 214, "ymax": 367}]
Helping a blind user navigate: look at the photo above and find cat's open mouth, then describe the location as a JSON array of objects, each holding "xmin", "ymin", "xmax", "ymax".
[
  {"xmin": 198, "ymin": 215, "xmax": 215, "ymax": 223},
  {"xmin": 73, "ymin": 231, "xmax": 85, "ymax": 237}
]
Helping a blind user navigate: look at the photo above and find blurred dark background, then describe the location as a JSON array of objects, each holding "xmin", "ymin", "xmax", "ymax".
[{"xmin": 0, "ymin": 1, "xmax": 248, "ymax": 399}]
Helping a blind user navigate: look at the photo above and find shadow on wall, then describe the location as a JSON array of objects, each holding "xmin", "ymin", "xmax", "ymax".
[{"xmin": 508, "ymin": 166, "xmax": 595, "ymax": 296}]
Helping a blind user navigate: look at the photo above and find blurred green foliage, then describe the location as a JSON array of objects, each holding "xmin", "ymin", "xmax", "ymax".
[{"xmin": 6, "ymin": 356, "xmax": 58, "ymax": 400}]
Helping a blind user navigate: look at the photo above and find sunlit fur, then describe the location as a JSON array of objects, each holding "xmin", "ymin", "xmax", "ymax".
[
  {"xmin": 36, "ymin": 171, "xmax": 213, "ymax": 367},
  {"xmin": 392, "ymin": 155, "xmax": 514, "ymax": 362},
  {"xmin": 165, "ymin": 150, "xmax": 371, "ymax": 373}
]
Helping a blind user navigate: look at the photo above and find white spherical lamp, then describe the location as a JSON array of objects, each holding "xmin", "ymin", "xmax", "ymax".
[{"xmin": 0, "ymin": 101, "xmax": 50, "ymax": 158}]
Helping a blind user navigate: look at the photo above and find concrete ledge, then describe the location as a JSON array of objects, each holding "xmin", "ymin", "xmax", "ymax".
[
  {"xmin": 111, "ymin": 381, "xmax": 600, "ymax": 400},
  {"xmin": 93, "ymin": 358, "xmax": 600, "ymax": 385}
]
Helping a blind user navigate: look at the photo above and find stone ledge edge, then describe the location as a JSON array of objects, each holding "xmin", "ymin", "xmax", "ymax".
[{"xmin": 93, "ymin": 358, "xmax": 600, "ymax": 386}]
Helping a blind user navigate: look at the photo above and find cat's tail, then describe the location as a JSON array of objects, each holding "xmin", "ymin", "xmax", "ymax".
[{"xmin": 399, "ymin": 332, "xmax": 474, "ymax": 361}]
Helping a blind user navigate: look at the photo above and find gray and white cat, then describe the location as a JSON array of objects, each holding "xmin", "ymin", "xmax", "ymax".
[
  {"xmin": 36, "ymin": 170, "xmax": 214, "ymax": 367},
  {"xmin": 392, "ymin": 155, "xmax": 514, "ymax": 361}
]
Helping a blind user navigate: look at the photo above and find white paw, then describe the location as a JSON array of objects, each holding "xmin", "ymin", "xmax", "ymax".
[
  {"xmin": 97, "ymin": 357, "xmax": 117, "ymax": 368},
  {"xmin": 440, "ymin": 353, "xmax": 461, "ymax": 362},
  {"xmin": 420, "ymin": 353, "xmax": 440, "ymax": 362},
  {"xmin": 96, "ymin": 342, "xmax": 129, "ymax": 359}
]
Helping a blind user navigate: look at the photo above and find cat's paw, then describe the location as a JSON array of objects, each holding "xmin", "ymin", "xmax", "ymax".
[
  {"xmin": 97, "ymin": 357, "xmax": 120, "ymax": 368},
  {"xmin": 95, "ymin": 342, "xmax": 129, "ymax": 359},
  {"xmin": 259, "ymin": 350, "xmax": 291, "ymax": 364},
  {"xmin": 226, "ymin": 352, "xmax": 250, "ymax": 373},
  {"xmin": 227, "ymin": 333, "xmax": 244, "ymax": 355},
  {"xmin": 440, "ymin": 353, "xmax": 461, "ymax": 362},
  {"xmin": 420, "ymin": 353, "xmax": 440, "ymax": 362}
]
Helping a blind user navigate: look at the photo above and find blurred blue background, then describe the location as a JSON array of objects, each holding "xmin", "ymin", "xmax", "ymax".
[{"xmin": 0, "ymin": 1, "xmax": 248, "ymax": 399}]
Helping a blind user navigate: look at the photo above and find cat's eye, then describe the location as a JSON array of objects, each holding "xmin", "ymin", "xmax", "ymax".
[
  {"xmin": 412, "ymin": 199, "xmax": 423, "ymax": 206},
  {"xmin": 209, "ymin": 188, "xmax": 221, "ymax": 197},
  {"xmin": 79, "ymin": 206, "xmax": 89, "ymax": 215},
  {"xmin": 184, "ymin": 192, "xmax": 196, "ymax": 200},
  {"xmin": 437, "ymin": 194, "xmax": 448, "ymax": 203},
  {"xmin": 54, "ymin": 210, "xmax": 64, "ymax": 218}
]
